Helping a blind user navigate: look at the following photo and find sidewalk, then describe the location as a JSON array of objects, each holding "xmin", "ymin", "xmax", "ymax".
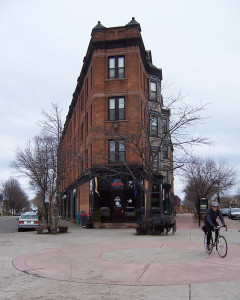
[{"xmin": 3, "ymin": 214, "xmax": 240, "ymax": 299}]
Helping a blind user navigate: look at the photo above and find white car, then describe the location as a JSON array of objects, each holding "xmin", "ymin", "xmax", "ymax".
[
  {"xmin": 228, "ymin": 208, "xmax": 240, "ymax": 220},
  {"xmin": 18, "ymin": 212, "xmax": 39, "ymax": 231}
]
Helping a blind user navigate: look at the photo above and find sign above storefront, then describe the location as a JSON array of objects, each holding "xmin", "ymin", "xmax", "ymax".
[{"xmin": 111, "ymin": 179, "xmax": 124, "ymax": 188}]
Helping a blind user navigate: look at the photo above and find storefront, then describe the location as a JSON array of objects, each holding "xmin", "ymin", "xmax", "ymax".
[
  {"xmin": 61, "ymin": 172, "xmax": 169, "ymax": 224},
  {"xmin": 94, "ymin": 177, "xmax": 144, "ymax": 223}
]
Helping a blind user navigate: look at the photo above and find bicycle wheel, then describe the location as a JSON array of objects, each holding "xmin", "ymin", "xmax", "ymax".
[
  {"xmin": 204, "ymin": 234, "xmax": 213, "ymax": 254},
  {"xmin": 216, "ymin": 235, "xmax": 228, "ymax": 258}
]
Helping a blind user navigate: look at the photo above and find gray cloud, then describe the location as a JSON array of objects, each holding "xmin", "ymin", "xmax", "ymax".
[{"xmin": 0, "ymin": 0, "xmax": 239, "ymax": 200}]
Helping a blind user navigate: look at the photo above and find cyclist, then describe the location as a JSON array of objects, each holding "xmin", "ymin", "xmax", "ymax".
[{"xmin": 203, "ymin": 201, "xmax": 226, "ymax": 251}]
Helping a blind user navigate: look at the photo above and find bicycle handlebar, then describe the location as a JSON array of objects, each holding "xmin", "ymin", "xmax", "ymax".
[{"xmin": 216, "ymin": 225, "xmax": 228, "ymax": 231}]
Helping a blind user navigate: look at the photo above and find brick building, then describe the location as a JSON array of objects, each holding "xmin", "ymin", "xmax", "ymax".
[{"xmin": 60, "ymin": 18, "xmax": 174, "ymax": 225}]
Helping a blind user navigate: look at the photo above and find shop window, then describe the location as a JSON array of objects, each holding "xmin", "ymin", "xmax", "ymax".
[
  {"xmin": 114, "ymin": 196, "xmax": 122, "ymax": 207},
  {"xmin": 151, "ymin": 184, "xmax": 161, "ymax": 215},
  {"xmin": 124, "ymin": 197, "xmax": 136, "ymax": 216}
]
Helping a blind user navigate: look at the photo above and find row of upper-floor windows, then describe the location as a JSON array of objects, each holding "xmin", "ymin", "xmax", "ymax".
[
  {"xmin": 65, "ymin": 100, "xmax": 168, "ymax": 149},
  {"xmin": 73, "ymin": 56, "xmax": 160, "ymax": 126},
  {"xmin": 109, "ymin": 97, "xmax": 168, "ymax": 138},
  {"xmin": 109, "ymin": 140, "xmax": 169, "ymax": 164},
  {"xmin": 66, "ymin": 55, "xmax": 163, "ymax": 141},
  {"xmin": 73, "ymin": 139, "xmax": 169, "ymax": 166}
]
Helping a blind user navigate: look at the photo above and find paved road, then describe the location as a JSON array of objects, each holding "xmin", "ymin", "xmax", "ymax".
[
  {"xmin": 0, "ymin": 216, "xmax": 18, "ymax": 233},
  {"xmin": 1, "ymin": 214, "xmax": 240, "ymax": 299}
]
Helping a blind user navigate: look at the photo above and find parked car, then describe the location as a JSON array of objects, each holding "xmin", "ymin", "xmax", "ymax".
[
  {"xmin": 18, "ymin": 212, "xmax": 39, "ymax": 231},
  {"xmin": 220, "ymin": 208, "xmax": 230, "ymax": 216},
  {"xmin": 228, "ymin": 208, "xmax": 240, "ymax": 219}
]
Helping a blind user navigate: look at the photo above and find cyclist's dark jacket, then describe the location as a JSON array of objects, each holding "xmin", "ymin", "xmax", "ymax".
[{"xmin": 204, "ymin": 208, "xmax": 225, "ymax": 228}]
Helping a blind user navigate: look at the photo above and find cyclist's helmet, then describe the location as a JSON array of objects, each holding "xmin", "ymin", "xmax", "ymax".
[{"xmin": 212, "ymin": 201, "xmax": 219, "ymax": 207}]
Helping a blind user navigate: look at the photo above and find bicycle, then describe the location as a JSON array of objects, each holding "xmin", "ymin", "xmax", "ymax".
[{"xmin": 204, "ymin": 225, "xmax": 228, "ymax": 258}]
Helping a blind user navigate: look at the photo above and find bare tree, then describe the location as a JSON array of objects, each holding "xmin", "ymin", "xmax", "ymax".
[
  {"xmin": 11, "ymin": 133, "xmax": 57, "ymax": 222},
  {"xmin": 38, "ymin": 103, "xmax": 63, "ymax": 142},
  {"xmin": 38, "ymin": 103, "xmax": 65, "ymax": 228},
  {"xmin": 165, "ymin": 93, "xmax": 211, "ymax": 168},
  {"xmin": 11, "ymin": 103, "xmax": 65, "ymax": 227},
  {"xmin": 1, "ymin": 178, "xmax": 29, "ymax": 214},
  {"xmin": 181, "ymin": 156, "xmax": 237, "ymax": 211}
]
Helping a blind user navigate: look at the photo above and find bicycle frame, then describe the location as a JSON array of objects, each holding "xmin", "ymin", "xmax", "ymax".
[{"xmin": 204, "ymin": 225, "xmax": 228, "ymax": 258}]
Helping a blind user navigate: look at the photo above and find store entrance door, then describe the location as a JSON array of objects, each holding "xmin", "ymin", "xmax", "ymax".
[{"xmin": 111, "ymin": 193, "xmax": 123, "ymax": 223}]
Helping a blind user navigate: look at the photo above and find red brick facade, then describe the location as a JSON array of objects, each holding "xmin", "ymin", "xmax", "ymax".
[{"xmin": 60, "ymin": 18, "xmax": 173, "ymax": 223}]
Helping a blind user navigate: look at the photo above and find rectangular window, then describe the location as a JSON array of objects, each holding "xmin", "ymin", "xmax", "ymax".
[
  {"xmin": 163, "ymin": 171, "xmax": 170, "ymax": 184},
  {"xmin": 151, "ymin": 146, "xmax": 159, "ymax": 169},
  {"xmin": 150, "ymin": 81, "xmax": 157, "ymax": 101},
  {"xmin": 162, "ymin": 119, "xmax": 168, "ymax": 134},
  {"xmin": 90, "ymin": 67, "xmax": 93, "ymax": 90},
  {"xmin": 90, "ymin": 104, "xmax": 92, "ymax": 127},
  {"xmin": 140, "ymin": 64, "xmax": 142, "ymax": 88},
  {"xmin": 108, "ymin": 97, "xmax": 125, "ymax": 121},
  {"xmin": 81, "ymin": 91, "xmax": 84, "ymax": 112},
  {"xmin": 86, "ymin": 112, "xmax": 88, "ymax": 133},
  {"xmin": 153, "ymin": 152, "xmax": 159, "ymax": 168},
  {"xmin": 143, "ymin": 73, "xmax": 145, "ymax": 93},
  {"xmin": 162, "ymin": 146, "xmax": 168, "ymax": 159},
  {"xmin": 86, "ymin": 78, "xmax": 89, "ymax": 98},
  {"xmin": 108, "ymin": 140, "xmax": 125, "ymax": 163},
  {"xmin": 150, "ymin": 115, "xmax": 158, "ymax": 136},
  {"xmin": 87, "ymin": 144, "xmax": 92, "ymax": 168},
  {"xmin": 80, "ymin": 123, "xmax": 83, "ymax": 142},
  {"xmin": 108, "ymin": 56, "xmax": 125, "ymax": 79}
]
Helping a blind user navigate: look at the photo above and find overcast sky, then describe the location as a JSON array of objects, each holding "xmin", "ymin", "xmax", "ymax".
[{"xmin": 0, "ymin": 0, "xmax": 239, "ymax": 200}]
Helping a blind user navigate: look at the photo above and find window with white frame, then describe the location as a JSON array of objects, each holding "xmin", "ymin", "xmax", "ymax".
[{"xmin": 108, "ymin": 56, "xmax": 125, "ymax": 79}]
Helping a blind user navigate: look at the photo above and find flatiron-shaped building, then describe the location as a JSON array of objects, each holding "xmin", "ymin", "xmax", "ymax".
[{"xmin": 60, "ymin": 18, "xmax": 174, "ymax": 225}]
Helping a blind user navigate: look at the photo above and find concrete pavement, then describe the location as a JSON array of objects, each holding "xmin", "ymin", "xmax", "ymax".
[{"xmin": 1, "ymin": 214, "xmax": 240, "ymax": 299}]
